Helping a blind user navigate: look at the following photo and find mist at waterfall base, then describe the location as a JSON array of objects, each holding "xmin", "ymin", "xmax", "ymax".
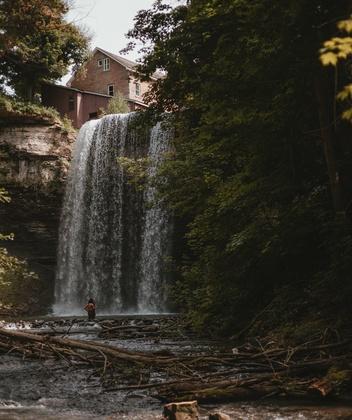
[{"xmin": 53, "ymin": 113, "xmax": 173, "ymax": 316}]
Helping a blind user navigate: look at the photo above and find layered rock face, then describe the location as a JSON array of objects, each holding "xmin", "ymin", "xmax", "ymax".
[
  {"xmin": 0, "ymin": 120, "xmax": 73, "ymax": 190},
  {"xmin": 0, "ymin": 114, "xmax": 74, "ymax": 310}
]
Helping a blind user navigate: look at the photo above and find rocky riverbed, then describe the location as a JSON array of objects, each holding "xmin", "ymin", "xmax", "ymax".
[{"xmin": 1, "ymin": 315, "xmax": 352, "ymax": 419}]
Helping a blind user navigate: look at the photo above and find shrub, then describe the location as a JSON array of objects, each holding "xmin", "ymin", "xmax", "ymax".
[
  {"xmin": 103, "ymin": 91, "xmax": 129, "ymax": 115},
  {"xmin": 0, "ymin": 248, "xmax": 45, "ymax": 315},
  {"xmin": 0, "ymin": 94, "xmax": 76, "ymax": 132}
]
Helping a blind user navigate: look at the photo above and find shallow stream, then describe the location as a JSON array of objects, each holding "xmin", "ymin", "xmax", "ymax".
[{"xmin": 1, "ymin": 315, "xmax": 352, "ymax": 419}]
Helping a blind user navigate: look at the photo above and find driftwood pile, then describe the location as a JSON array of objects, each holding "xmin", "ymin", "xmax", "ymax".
[
  {"xmin": 98, "ymin": 316, "xmax": 197, "ymax": 341},
  {"xmin": 154, "ymin": 337, "xmax": 352, "ymax": 402},
  {"xmin": 0, "ymin": 323, "xmax": 351, "ymax": 403}
]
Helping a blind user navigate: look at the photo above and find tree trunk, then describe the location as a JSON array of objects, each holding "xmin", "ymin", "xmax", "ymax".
[
  {"xmin": 26, "ymin": 84, "xmax": 34, "ymax": 102},
  {"xmin": 315, "ymin": 73, "xmax": 345, "ymax": 215}
]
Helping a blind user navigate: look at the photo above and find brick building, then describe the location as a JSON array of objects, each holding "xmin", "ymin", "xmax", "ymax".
[{"xmin": 42, "ymin": 47, "xmax": 160, "ymax": 128}]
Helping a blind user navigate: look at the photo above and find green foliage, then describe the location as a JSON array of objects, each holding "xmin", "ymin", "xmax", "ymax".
[
  {"xmin": 0, "ymin": 93, "xmax": 75, "ymax": 132},
  {"xmin": 0, "ymin": 187, "xmax": 43, "ymax": 314},
  {"xmin": 0, "ymin": 93, "xmax": 60, "ymax": 120},
  {"xmin": 320, "ymin": 21, "xmax": 352, "ymax": 66},
  {"xmin": 103, "ymin": 91, "xmax": 129, "ymax": 115},
  {"xmin": 0, "ymin": 0, "xmax": 90, "ymax": 100},
  {"xmin": 0, "ymin": 187, "xmax": 10, "ymax": 204},
  {"xmin": 0, "ymin": 247, "xmax": 44, "ymax": 315},
  {"xmin": 116, "ymin": 156, "xmax": 150, "ymax": 189},
  {"xmin": 320, "ymin": 17, "xmax": 352, "ymax": 121},
  {"xmin": 0, "ymin": 232, "xmax": 14, "ymax": 241},
  {"xmin": 0, "ymin": 188, "xmax": 12, "ymax": 240},
  {"xmin": 60, "ymin": 115, "xmax": 75, "ymax": 134},
  {"xmin": 128, "ymin": 1, "xmax": 352, "ymax": 336}
]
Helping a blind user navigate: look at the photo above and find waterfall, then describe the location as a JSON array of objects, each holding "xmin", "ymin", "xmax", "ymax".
[
  {"xmin": 138, "ymin": 124, "xmax": 172, "ymax": 312},
  {"xmin": 54, "ymin": 114, "xmax": 172, "ymax": 315}
]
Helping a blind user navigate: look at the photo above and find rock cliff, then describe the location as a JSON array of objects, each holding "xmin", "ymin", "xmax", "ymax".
[
  {"xmin": 0, "ymin": 112, "xmax": 75, "ymax": 311},
  {"xmin": 0, "ymin": 116, "xmax": 73, "ymax": 191}
]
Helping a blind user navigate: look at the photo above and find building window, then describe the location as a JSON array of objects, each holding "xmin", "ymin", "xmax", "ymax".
[
  {"xmin": 108, "ymin": 84, "xmax": 114, "ymax": 96},
  {"xmin": 103, "ymin": 58, "xmax": 110, "ymax": 71},
  {"xmin": 97, "ymin": 59, "xmax": 103, "ymax": 67},
  {"xmin": 135, "ymin": 83, "xmax": 141, "ymax": 96},
  {"xmin": 68, "ymin": 95, "xmax": 74, "ymax": 111}
]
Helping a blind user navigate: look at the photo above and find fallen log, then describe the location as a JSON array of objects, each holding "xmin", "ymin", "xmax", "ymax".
[
  {"xmin": 154, "ymin": 355, "xmax": 352, "ymax": 403},
  {"xmin": 156, "ymin": 381, "xmax": 281, "ymax": 403},
  {"xmin": 1, "ymin": 326, "xmax": 352, "ymax": 405},
  {"xmin": 0, "ymin": 328, "xmax": 176, "ymax": 366}
]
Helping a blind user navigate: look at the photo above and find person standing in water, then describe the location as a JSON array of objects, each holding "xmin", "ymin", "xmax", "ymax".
[{"xmin": 84, "ymin": 298, "xmax": 96, "ymax": 321}]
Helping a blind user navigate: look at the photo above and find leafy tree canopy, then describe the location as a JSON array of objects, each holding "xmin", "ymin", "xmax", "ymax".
[
  {"xmin": 0, "ymin": 0, "xmax": 90, "ymax": 100},
  {"xmin": 127, "ymin": 0, "xmax": 352, "ymax": 335}
]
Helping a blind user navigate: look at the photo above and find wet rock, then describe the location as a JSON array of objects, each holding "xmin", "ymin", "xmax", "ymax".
[
  {"xmin": 163, "ymin": 400, "xmax": 199, "ymax": 420},
  {"xmin": 37, "ymin": 397, "xmax": 67, "ymax": 407},
  {"xmin": 209, "ymin": 412, "xmax": 231, "ymax": 420}
]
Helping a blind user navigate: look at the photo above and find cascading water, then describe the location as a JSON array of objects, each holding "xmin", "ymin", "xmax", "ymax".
[
  {"xmin": 138, "ymin": 124, "xmax": 172, "ymax": 312},
  {"xmin": 54, "ymin": 113, "xmax": 172, "ymax": 315}
]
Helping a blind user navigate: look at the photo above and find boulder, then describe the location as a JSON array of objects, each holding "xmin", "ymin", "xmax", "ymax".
[
  {"xmin": 209, "ymin": 413, "xmax": 231, "ymax": 420},
  {"xmin": 163, "ymin": 400, "xmax": 199, "ymax": 420}
]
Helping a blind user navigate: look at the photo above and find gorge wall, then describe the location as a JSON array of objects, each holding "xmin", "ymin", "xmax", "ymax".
[{"xmin": 0, "ymin": 111, "xmax": 74, "ymax": 306}]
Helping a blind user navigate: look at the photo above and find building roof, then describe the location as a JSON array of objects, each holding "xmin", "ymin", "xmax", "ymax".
[
  {"xmin": 93, "ymin": 47, "xmax": 163, "ymax": 80},
  {"xmin": 43, "ymin": 82, "xmax": 111, "ymax": 98},
  {"xmin": 43, "ymin": 82, "xmax": 148, "ymax": 108},
  {"xmin": 95, "ymin": 47, "xmax": 138, "ymax": 71}
]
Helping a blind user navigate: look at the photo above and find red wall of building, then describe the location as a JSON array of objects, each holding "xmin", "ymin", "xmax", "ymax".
[
  {"xmin": 41, "ymin": 84, "xmax": 79, "ymax": 125},
  {"xmin": 82, "ymin": 92, "xmax": 109, "ymax": 126},
  {"xmin": 42, "ymin": 84, "xmax": 110, "ymax": 129}
]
